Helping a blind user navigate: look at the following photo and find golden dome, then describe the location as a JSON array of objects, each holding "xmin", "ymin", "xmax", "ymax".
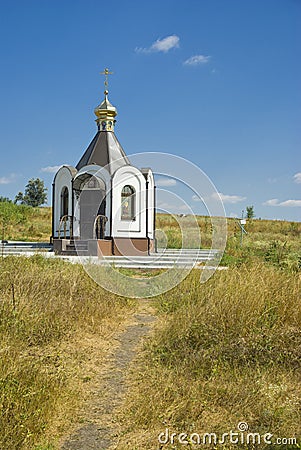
[
  {"xmin": 94, "ymin": 90, "xmax": 117, "ymax": 132},
  {"xmin": 94, "ymin": 90, "xmax": 117, "ymax": 118}
]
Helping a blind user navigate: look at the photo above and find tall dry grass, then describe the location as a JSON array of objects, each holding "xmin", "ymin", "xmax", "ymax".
[
  {"xmin": 0, "ymin": 203, "xmax": 52, "ymax": 242},
  {"xmin": 155, "ymin": 213, "xmax": 301, "ymax": 273},
  {"xmin": 156, "ymin": 213, "xmax": 300, "ymax": 246},
  {"xmin": 117, "ymin": 263, "xmax": 301, "ymax": 449},
  {"xmin": 0, "ymin": 255, "xmax": 133, "ymax": 449}
]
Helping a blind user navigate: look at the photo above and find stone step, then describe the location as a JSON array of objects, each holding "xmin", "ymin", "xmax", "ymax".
[
  {"xmin": 68, "ymin": 240, "xmax": 88, "ymax": 245},
  {"xmin": 102, "ymin": 257, "xmax": 215, "ymax": 262},
  {"xmin": 62, "ymin": 250, "xmax": 90, "ymax": 256},
  {"xmin": 66, "ymin": 256, "xmax": 224, "ymax": 270},
  {"xmin": 0, "ymin": 246, "xmax": 52, "ymax": 254},
  {"xmin": 66, "ymin": 244, "xmax": 88, "ymax": 251}
]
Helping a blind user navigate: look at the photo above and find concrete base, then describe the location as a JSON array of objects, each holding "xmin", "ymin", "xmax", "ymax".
[
  {"xmin": 112, "ymin": 238, "xmax": 150, "ymax": 256},
  {"xmin": 53, "ymin": 237, "xmax": 153, "ymax": 256},
  {"xmin": 89, "ymin": 239, "xmax": 112, "ymax": 256}
]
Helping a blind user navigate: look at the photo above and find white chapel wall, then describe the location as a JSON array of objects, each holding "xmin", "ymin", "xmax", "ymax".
[{"xmin": 112, "ymin": 166, "xmax": 147, "ymax": 238}]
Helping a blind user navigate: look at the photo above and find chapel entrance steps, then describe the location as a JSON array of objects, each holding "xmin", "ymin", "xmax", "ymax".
[
  {"xmin": 64, "ymin": 240, "xmax": 89, "ymax": 256},
  {"xmin": 53, "ymin": 239, "xmax": 113, "ymax": 256},
  {"xmin": 0, "ymin": 242, "xmax": 223, "ymax": 269},
  {"xmin": 53, "ymin": 243, "xmax": 220, "ymax": 267},
  {"xmin": 53, "ymin": 237, "xmax": 151, "ymax": 257},
  {"xmin": 0, "ymin": 241, "xmax": 53, "ymax": 255}
]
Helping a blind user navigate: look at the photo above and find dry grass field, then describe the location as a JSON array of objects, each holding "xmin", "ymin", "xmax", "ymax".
[
  {"xmin": 117, "ymin": 264, "xmax": 301, "ymax": 449},
  {"xmin": 0, "ymin": 204, "xmax": 51, "ymax": 242},
  {"xmin": 0, "ymin": 204, "xmax": 300, "ymax": 449},
  {"xmin": 0, "ymin": 255, "xmax": 134, "ymax": 449}
]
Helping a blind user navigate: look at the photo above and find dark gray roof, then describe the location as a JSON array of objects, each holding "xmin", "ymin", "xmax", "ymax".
[{"xmin": 76, "ymin": 131, "xmax": 130, "ymax": 174}]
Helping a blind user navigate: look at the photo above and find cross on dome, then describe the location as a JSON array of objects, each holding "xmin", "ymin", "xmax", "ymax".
[
  {"xmin": 94, "ymin": 68, "xmax": 117, "ymax": 132},
  {"xmin": 100, "ymin": 68, "xmax": 113, "ymax": 93}
]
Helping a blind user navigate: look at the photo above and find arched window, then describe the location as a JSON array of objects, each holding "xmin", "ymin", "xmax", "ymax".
[
  {"xmin": 121, "ymin": 185, "xmax": 135, "ymax": 220},
  {"xmin": 60, "ymin": 186, "xmax": 69, "ymax": 218}
]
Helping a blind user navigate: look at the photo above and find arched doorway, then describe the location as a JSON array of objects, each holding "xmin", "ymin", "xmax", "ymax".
[{"xmin": 74, "ymin": 174, "xmax": 106, "ymax": 240}]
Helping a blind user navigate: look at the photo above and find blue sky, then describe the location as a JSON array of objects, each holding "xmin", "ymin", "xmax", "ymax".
[{"xmin": 0, "ymin": 0, "xmax": 300, "ymax": 221}]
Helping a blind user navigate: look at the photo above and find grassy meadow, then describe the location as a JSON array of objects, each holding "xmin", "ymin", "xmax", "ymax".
[
  {"xmin": 0, "ymin": 201, "xmax": 300, "ymax": 268},
  {"xmin": 0, "ymin": 255, "xmax": 133, "ymax": 449},
  {"xmin": 156, "ymin": 213, "xmax": 301, "ymax": 270},
  {"xmin": 117, "ymin": 264, "xmax": 301, "ymax": 449},
  {"xmin": 0, "ymin": 203, "xmax": 300, "ymax": 449},
  {"xmin": 115, "ymin": 214, "xmax": 300, "ymax": 448},
  {"xmin": 0, "ymin": 203, "xmax": 51, "ymax": 242}
]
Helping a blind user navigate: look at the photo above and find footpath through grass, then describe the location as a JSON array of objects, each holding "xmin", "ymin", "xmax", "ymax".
[
  {"xmin": 117, "ymin": 263, "xmax": 301, "ymax": 449},
  {"xmin": 1, "ymin": 204, "xmax": 300, "ymax": 449},
  {"xmin": 0, "ymin": 255, "xmax": 133, "ymax": 449}
]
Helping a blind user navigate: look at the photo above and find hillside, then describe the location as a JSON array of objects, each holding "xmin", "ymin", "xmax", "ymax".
[
  {"xmin": 1, "ymin": 203, "xmax": 300, "ymax": 269},
  {"xmin": 1, "ymin": 204, "xmax": 300, "ymax": 249},
  {"xmin": 0, "ymin": 204, "xmax": 51, "ymax": 242}
]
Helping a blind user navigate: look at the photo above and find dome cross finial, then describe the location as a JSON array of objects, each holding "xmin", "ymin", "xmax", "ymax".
[
  {"xmin": 100, "ymin": 68, "xmax": 113, "ymax": 93},
  {"xmin": 94, "ymin": 69, "xmax": 117, "ymax": 132}
]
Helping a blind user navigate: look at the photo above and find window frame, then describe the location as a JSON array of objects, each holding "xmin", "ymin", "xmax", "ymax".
[{"xmin": 120, "ymin": 185, "xmax": 136, "ymax": 221}]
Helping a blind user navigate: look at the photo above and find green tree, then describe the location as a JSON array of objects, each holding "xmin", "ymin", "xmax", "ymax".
[
  {"xmin": 15, "ymin": 178, "xmax": 47, "ymax": 207},
  {"xmin": 0, "ymin": 196, "xmax": 12, "ymax": 203},
  {"xmin": 246, "ymin": 205, "xmax": 255, "ymax": 219},
  {"xmin": 0, "ymin": 202, "xmax": 26, "ymax": 241}
]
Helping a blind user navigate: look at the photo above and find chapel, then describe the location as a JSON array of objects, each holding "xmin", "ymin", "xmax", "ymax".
[{"xmin": 51, "ymin": 69, "xmax": 155, "ymax": 256}]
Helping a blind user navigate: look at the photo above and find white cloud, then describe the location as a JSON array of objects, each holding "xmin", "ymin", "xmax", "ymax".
[
  {"xmin": 212, "ymin": 192, "xmax": 246, "ymax": 204},
  {"xmin": 157, "ymin": 201, "xmax": 190, "ymax": 214},
  {"xmin": 263, "ymin": 198, "xmax": 279, "ymax": 206},
  {"xmin": 184, "ymin": 55, "xmax": 211, "ymax": 66},
  {"xmin": 263, "ymin": 198, "xmax": 301, "ymax": 207},
  {"xmin": 279, "ymin": 200, "xmax": 301, "ymax": 207},
  {"xmin": 0, "ymin": 177, "xmax": 12, "ymax": 185},
  {"xmin": 41, "ymin": 165, "xmax": 63, "ymax": 173},
  {"xmin": 192, "ymin": 194, "xmax": 205, "ymax": 202},
  {"xmin": 293, "ymin": 172, "xmax": 301, "ymax": 184},
  {"xmin": 193, "ymin": 192, "xmax": 245, "ymax": 204},
  {"xmin": 0, "ymin": 173, "xmax": 16, "ymax": 185},
  {"xmin": 156, "ymin": 177, "xmax": 177, "ymax": 187},
  {"xmin": 179, "ymin": 204, "xmax": 190, "ymax": 211},
  {"xmin": 136, "ymin": 35, "xmax": 180, "ymax": 54}
]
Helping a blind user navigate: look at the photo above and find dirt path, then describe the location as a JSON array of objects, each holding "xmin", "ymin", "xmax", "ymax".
[{"xmin": 61, "ymin": 299, "xmax": 156, "ymax": 450}]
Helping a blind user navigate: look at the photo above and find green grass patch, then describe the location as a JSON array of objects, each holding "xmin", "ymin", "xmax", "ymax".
[{"xmin": 0, "ymin": 203, "xmax": 52, "ymax": 242}]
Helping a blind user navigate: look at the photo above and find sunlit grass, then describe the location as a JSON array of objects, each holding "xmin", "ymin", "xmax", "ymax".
[
  {"xmin": 0, "ymin": 204, "xmax": 52, "ymax": 242},
  {"xmin": 117, "ymin": 263, "xmax": 301, "ymax": 449},
  {"xmin": 1, "ymin": 206, "xmax": 300, "ymax": 449},
  {"xmin": 0, "ymin": 255, "xmax": 134, "ymax": 449}
]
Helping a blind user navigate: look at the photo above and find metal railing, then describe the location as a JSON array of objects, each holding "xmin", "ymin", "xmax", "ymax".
[
  {"xmin": 93, "ymin": 214, "xmax": 108, "ymax": 240},
  {"xmin": 58, "ymin": 215, "xmax": 73, "ymax": 239}
]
